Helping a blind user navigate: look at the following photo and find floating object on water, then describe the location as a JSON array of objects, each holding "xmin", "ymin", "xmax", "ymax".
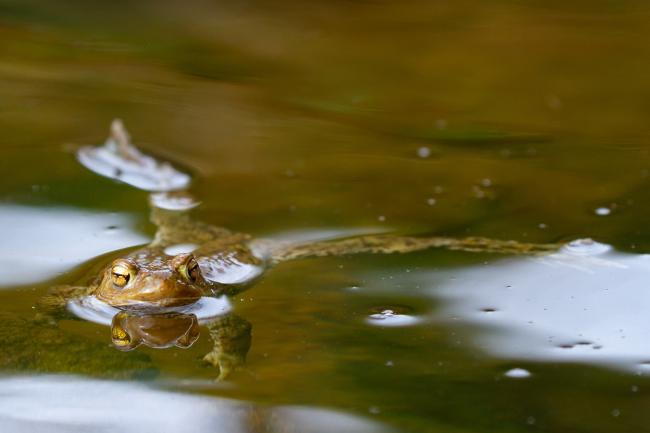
[{"xmin": 77, "ymin": 119, "xmax": 191, "ymax": 192}]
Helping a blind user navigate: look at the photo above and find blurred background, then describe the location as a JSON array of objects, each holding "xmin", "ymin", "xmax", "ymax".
[
  {"xmin": 2, "ymin": 0, "xmax": 650, "ymax": 245},
  {"xmin": 2, "ymin": 1, "xmax": 650, "ymax": 432}
]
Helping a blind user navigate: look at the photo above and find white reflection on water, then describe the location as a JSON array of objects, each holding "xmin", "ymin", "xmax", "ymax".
[
  {"xmin": 430, "ymin": 240, "xmax": 650, "ymax": 372},
  {"xmin": 0, "ymin": 375, "xmax": 391, "ymax": 433},
  {"xmin": 77, "ymin": 139, "xmax": 191, "ymax": 192},
  {"xmin": 0, "ymin": 205, "xmax": 149, "ymax": 287},
  {"xmin": 67, "ymin": 295, "xmax": 232, "ymax": 326}
]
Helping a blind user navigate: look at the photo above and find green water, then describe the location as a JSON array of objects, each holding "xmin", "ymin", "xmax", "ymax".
[{"xmin": 2, "ymin": 1, "xmax": 650, "ymax": 432}]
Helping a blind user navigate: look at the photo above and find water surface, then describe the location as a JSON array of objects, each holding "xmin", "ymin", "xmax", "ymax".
[{"xmin": 2, "ymin": 1, "xmax": 650, "ymax": 432}]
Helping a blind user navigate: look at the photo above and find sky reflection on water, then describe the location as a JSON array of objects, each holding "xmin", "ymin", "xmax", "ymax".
[
  {"xmin": 429, "ymin": 241, "xmax": 650, "ymax": 372},
  {"xmin": 0, "ymin": 375, "xmax": 392, "ymax": 433},
  {"xmin": 0, "ymin": 205, "xmax": 148, "ymax": 287}
]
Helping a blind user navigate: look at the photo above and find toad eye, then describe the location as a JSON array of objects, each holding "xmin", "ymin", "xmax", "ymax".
[
  {"xmin": 111, "ymin": 311, "xmax": 140, "ymax": 351},
  {"xmin": 180, "ymin": 257, "xmax": 201, "ymax": 283},
  {"xmin": 111, "ymin": 263, "xmax": 132, "ymax": 287},
  {"xmin": 111, "ymin": 325, "xmax": 131, "ymax": 346}
]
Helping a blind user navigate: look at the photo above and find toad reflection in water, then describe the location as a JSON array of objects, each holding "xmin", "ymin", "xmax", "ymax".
[{"xmin": 38, "ymin": 120, "xmax": 562, "ymax": 379}]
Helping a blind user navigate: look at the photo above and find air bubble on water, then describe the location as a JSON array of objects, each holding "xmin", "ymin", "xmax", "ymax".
[
  {"xmin": 366, "ymin": 306, "xmax": 419, "ymax": 327},
  {"xmin": 611, "ymin": 409, "xmax": 621, "ymax": 417},
  {"xmin": 526, "ymin": 416, "xmax": 536, "ymax": 425},
  {"xmin": 504, "ymin": 368, "xmax": 531, "ymax": 378},
  {"xmin": 595, "ymin": 207, "xmax": 611, "ymax": 216},
  {"xmin": 378, "ymin": 215, "xmax": 386, "ymax": 222},
  {"xmin": 164, "ymin": 243, "xmax": 198, "ymax": 255},
  {"xmin": 417, "ymin": 146, "xmax": 431, "ymax": 158},
  {"xmin": 150, "ymin": 192, "xmax": 200, "ymax": 211},
  {"xmin": 472, "ymin": 178, "xmax": 495, "ymax": 199},
  {"xmin": 561, "ymin": 238, "xmax": 611, "ymax": 256},
  {"xmin": 426, "ymin": 198, "xmax": 437, "ymax": 206},
  {"xmin": 368, "ymin": 406, "xmax": 381, "ymax": 415}
]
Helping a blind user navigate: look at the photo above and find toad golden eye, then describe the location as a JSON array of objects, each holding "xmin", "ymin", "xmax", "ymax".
[
  {"xmin": 188, "ymin": 258, "xmax": 200, "ymax": 282},
  {"xmin": 111, "ymin": 264, "xmax": 131, "ymax": 287},
  {"xmin": 180, "ymin": 257, "xmax": 201, "ymax": 283},
  {"xmin": 111, "ymin": 326, "xmax": 131, "ymax": 346}
]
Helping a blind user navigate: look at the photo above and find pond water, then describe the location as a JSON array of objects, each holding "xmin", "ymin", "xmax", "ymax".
[{"xmin": 2, "ymin": 1, "xmax": 650, "ymax": 432}]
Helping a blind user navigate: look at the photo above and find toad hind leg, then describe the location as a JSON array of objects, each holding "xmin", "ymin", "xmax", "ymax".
[{"xmin": 267, "ymin": 234, "xmax": 560, "ymax": 264}]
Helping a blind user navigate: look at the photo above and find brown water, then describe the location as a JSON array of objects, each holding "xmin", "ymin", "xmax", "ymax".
[{"xmin": 2, "ymin": 1, "xmax": 650, "ymax": 432}]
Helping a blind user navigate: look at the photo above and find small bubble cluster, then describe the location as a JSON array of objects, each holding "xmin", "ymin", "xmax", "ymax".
[
  {"xmin": 504, "ymin": 368, "xmax": 531, "ymax": 379},
  {"xmin": 366, "ymin": 305, "xmax": 420, "ymax": 327}
]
